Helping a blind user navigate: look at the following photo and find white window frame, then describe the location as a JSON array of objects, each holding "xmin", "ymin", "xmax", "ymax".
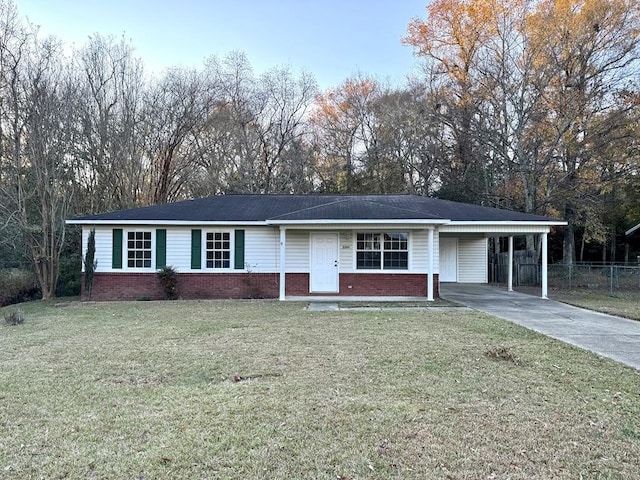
[
  {"xmin": 125, "ymin": 229, "xmax": 154, "ymax": 270},
  {"xmin": 353, "ymin": 231, "xmax": 410, "ymax": 271},
  {"xmin": 203, "ymin": 230, "xmax": 234, "ymax": 270}
]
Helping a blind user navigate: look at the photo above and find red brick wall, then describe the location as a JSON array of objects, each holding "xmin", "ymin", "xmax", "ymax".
[
  {"xmin": 285, "ymin": 273, "xmax": 439, "ymax": 297},
  {"xmin": 83, "ymin": 273, "xmax": 279, "ymax": 301},
  {"xmin": 83, "ymin": 272, "xmax": 439, "ymax": 301}
]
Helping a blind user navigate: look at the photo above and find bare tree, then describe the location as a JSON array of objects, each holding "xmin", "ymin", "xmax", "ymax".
[
  {"xmin": 193, "ymin": 52, "xmax": 317, "ymax": 194},
  {"xmin": 71, "ymin": 34, "xmax": 146, "ymax": 212},
  {"xmin": 141, "ymin": 67, "xmax": 217, "ymax": 204},
  {"xmin": 0, "ymin": 14, "xmax": 76, "ymax": 298}
]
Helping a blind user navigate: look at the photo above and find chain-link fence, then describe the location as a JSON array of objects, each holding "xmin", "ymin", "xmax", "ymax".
[
  {"xmin": 491, "ymin": 260, "xmax": 640, "ymax": 294},
  {"xmin": 548, "ymin": 263, "xmax": 640, "ymax": 294}
]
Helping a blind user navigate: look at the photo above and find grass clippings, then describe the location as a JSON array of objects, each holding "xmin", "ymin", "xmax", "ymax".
[
  {"xmin": 484, "ymin": 345, "xmax": 522, "ymax": 365},
  {"xmin": 1, "ymin": 299, "xmax": 639, "ymax": 479}
]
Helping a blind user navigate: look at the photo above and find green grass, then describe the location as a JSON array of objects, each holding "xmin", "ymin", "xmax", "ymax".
[
  {"xmin": 2, "ymin": 299, "xmax": 640, "ymax": 479},
  {"xmin": 548, "ymin": 290, "xmax": 640, "ymax": 321}
]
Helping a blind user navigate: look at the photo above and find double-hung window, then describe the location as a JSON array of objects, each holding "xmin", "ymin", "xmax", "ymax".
[
  {"xmin": 127, "ymin": 231, "xmax": 152, "ymax": 268},
  {"xmin": 205, "ymin": 232, "xmax": 231, "ymax": 269},
  {"xmin": 356, "ymin": 232, "xmax": 408, "ymax": 270}
]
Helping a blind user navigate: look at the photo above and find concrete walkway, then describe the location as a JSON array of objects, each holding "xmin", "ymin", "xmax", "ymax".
[{"xmin": 440, "ymin": 284, "xmax": 640, "ymax": 370}]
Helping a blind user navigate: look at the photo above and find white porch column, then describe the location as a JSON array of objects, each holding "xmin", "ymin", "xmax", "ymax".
[
  {"xmin": 427, "ymin": 227, "xmax": 434, "ymax": 301},
  {"xmin": 507, "ymin": 236, "xmax": 514, "ymax": 292},
  {"xmin": 279, "ymin": 226, "xmax": 286, "ymax": 301},
  {"xmin": 541, "ymin": 232, "xmax": 548, "ymax": 299}
]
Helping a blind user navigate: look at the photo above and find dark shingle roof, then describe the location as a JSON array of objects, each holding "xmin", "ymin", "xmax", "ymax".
[{"xmin": 69, "ymin": 194, "xmax": 561, "ymax": 223}]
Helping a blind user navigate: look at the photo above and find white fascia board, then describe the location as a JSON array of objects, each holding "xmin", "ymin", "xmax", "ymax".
[
  {"xmin": 448, "ymin": 221, "xmax": 567, "ymax": 227},
  {"xmin": 265, "ymin": 219, "xmax": 451, "ymax": 226},
  {"xmin": 626, "ymin": 223, "xmax": 640, "ymax": 236},
  {"xmin": 65, "ymin": 219, "xmax": 270, "ymax": 226}
]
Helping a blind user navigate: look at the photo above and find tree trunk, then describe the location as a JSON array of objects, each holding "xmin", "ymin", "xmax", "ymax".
[{"xmin": 563, "ymin": 202, "xmax": 576, "ymax": 265}]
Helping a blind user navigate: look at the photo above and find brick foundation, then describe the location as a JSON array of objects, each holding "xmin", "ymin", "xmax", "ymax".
[
  {"xmin": 82, "ymin": 272, "xmax": 439, "ymax": 301},
  {"xmin": 284, "ymin": 273, "xmax": 438, "ymax": 297}
]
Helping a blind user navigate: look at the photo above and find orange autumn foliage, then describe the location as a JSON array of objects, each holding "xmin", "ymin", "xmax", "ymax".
[
  {"xmin": 310, "ymin": 77, "xmax": 378, "ymax": 126},
  {"xmin": 404, "ymin": 0, "xmax": 506, "ymax": 82}
]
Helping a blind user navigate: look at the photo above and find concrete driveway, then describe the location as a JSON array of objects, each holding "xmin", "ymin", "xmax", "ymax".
[{"xmin": 440, "ymin": 284, "xmax": 640, "ymax": 370}]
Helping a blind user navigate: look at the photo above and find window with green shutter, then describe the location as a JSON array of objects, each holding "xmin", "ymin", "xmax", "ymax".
[
  {"xmin": 156, "ymin": 229, "xmax": 167, "ymax": 269},
  {"xmin": 191, "ymin": 229, "xmax": 202, "ymax": 269},
  {"xmin": 234, "ymin": 229, "xmax": 245, "ymax": 269},
  {"xmin": 112, "ymin": 229, "xmax": 123, "ymax": 269}
]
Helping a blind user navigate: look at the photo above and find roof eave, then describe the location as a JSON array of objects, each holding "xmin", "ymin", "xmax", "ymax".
[
  {"xmin": 65, "ymin": 219, "xmax": 270, "ymax": 226},
  {"xmin": 626, "ymin": 223, "xmax": 640, "ymax": 237},
  {"xmin": 448, "ymin": 220, "xmax": 567, "ymax": 226},
  {"xmin": 265, "ymin": 219, "xmax": 451, "ymax": 225}
]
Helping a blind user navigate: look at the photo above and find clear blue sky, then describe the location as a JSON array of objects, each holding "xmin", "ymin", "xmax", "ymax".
[{"xmin": 16, "ymin": 0, "xmax": 428, "ymax": 90}]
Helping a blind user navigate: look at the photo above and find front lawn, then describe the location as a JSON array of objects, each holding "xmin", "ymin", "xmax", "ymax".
[
  {"xmin": 2, "ymin": 300, "xmax": 639, "ymax": 479},
  {"xmin": 548, "ymin": 290, "xmax": 640, "ymax": 321}
]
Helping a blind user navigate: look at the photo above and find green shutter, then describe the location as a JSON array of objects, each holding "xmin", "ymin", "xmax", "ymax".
[
  {"xmin": 156, "ymin": 229, "xmax": 167, "ymax": 269},
  {"xmin": 234, "ymin": 229, "xmax": 245, "ymax": 269},
  {"xmin": 112, "ymin": 229, "xmax": 123, "ymax": 269},
  {"xmin": 191, "ymin": 229, "xmax": 201, "ymax": 269}
]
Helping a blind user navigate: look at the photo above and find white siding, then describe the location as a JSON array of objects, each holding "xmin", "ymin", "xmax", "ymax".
[
  {"xmin": 457, "ymin": 235, "xmax": 488, "ymax": 283},
  {"xmin": 85, "ymin": 225, "xmax": 444, "ymax": 276},
  {"xmin": 339, "ymin": 231, "xmax": 354, "ymax": 272},
  {"xmin": 244, "ymin": 227, "xmax": 279, "ymax": 272},
  {"xmin": 285, "ymin": 230, "xmax": 309, "ymax": 272},
  {"xmin": 165, "ymin": 227, "xmax": 191, "ymax": 270},
  {"xmin": 86, "ymin": 225, "xmax": 282, "ymax": 274},
  {"xmin": 92, "ymin": 227, "xmax": 116, "ymax": 273},
  {"xmin": 411, "ymin": 230, "xmax": 433, "ymax": 272}
]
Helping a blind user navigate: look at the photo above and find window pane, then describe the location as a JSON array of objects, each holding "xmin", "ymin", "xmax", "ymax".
[
  {"xmin": 356, "ymin": 233, "xmax": 380, "ymax": 251},
  {"xmin": 205, "ymin": 231, "xmax": 231, "ymax": 269},
  {"xmin": 384, "ymin": 252, "xmax": 408, "ymax": 270},
  {"xmin": 126, "ymin": 231, "xmax": 152, "ymax": 269},
  {"xmin": 357, "ymin": 251, "xmax": 381, "ymax": 269},
  {"xmin": 384, "ymin": 233, "xmax": 408, "ymax": 251}
]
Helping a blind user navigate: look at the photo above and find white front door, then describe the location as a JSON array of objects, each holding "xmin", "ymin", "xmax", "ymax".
[
  {"xmin": 439, "ymin": 237, "xmax": 458, "ymax": 282},
  {"xmin": 310, "ymin": 233, "xmax": 339, "ymax": 293}
]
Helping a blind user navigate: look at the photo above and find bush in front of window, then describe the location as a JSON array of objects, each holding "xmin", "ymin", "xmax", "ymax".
[{"xmin": 157, "ymin": 266, "xmax": 179, "ymax": 300}]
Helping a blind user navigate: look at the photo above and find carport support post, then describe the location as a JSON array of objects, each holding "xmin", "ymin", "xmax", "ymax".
[
  {"xmin": 507, "ymin": 236, "xmax": 514, "ymax": 292},
  {"xmin": 279, "ymin": 226, "xmax": 286, "ymax": 300},
  {"xmin": 427, "ymin": 227, "xmax": 434, "ymax": 301},
  {"xmin": 541, "ymin": 232, "xmax": 548, "ymax": 299}
]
